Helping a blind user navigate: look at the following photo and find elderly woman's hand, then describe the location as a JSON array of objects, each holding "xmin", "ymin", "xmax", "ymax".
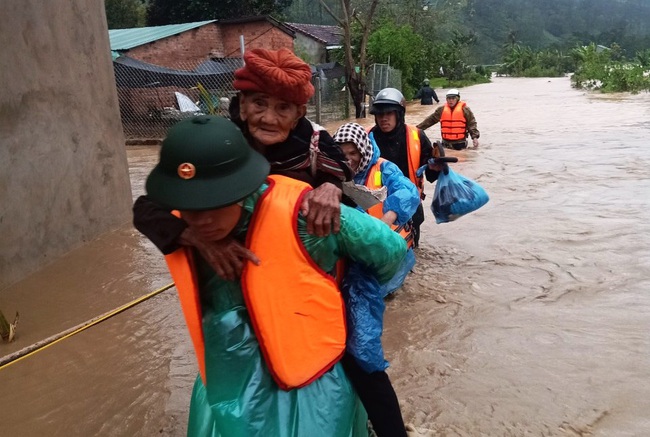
[
  {"xmin": 179, "ymin": 228, "xmax": 260, "ymax": 281},
  {"xmin": 300, "ymin": 182, "xmax": 342, "ymax": 237}
]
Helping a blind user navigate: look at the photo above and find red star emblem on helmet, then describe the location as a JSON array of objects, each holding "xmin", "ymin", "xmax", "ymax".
[{"xmin": 177, "ymin": 162, "xmax": 196, "ymax": 180}]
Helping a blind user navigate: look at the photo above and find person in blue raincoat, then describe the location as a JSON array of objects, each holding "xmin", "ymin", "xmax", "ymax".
[
  {"xmin": 332, "ymin": 122, "xmax": 420, "ymax": 437},
  {"xmin": 334, "ymin": 122, "xmax": 420, "ymax": 297}
]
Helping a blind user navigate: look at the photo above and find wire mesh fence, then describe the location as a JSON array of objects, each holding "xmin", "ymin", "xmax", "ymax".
[
  {"xmin": 308, "ymin": 68, "xmax": 350, "ymax": 126},
  {"xmin": 114, "ymin": 57, "xmax": 241, "ymax": 141},
  {"xmin": 366, "ymin": 63, "xmax": 403, "ymax": 97},
  {"xmin": 114, "ymin": 57, "xmax": 353, "ymax": 141}
]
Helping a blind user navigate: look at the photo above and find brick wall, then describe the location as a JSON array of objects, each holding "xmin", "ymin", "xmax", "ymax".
[
  {"xmin": 125, "ymin": 21, "xmax": 294, "ymax": 68},
  {"xmin": 127, "ymin": 23, "xmax": 224, "ymax": 69},
  {"xmin": 115, "ymin": 20, "xmax": 297, "ymax": 139}
]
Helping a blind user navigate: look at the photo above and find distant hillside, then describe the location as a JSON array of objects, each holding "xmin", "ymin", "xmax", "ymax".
[
  {"xmin": 283, "ymin": 0, "xmax": 650, "ymax": 64},
  {"xmin": 463, "ymin": 0, "xmax": 650, "ymax": 63}
]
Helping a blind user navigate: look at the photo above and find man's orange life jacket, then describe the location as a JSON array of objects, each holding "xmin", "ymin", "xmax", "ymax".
[
  {"xmin": 364, "ymin": 158, "xmax": 414, "ymax": 248},
  {"xmin": 440, "ymin": 101, "xmax": 467, "ymax": 141},
  {"xmin": 164, "ymin": 175, "xmax": 346, "ymax": 390},
  {"xmin": 405, "ymin": 125, "xmax": 424, "ymax": 199}
]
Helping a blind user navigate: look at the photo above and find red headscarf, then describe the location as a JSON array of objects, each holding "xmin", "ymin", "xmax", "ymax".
[{"xmin": 233, "ymin": 48, "xmax": 315, "ymax": 105}]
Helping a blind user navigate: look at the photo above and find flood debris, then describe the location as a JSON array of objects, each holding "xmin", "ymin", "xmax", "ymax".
[{"xmin": 0, "ymin": 310, "xmax": 19, "ymax": 342}]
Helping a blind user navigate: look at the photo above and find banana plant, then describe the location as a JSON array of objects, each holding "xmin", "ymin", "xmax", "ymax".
[{"xmin": 195, "ymin": 82, "xmax": 217, "ymax": 115}]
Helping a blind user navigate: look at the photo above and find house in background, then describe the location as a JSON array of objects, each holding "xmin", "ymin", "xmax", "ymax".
[
  {"xmin": 109, "ymin": 16, "xmax": 295, "ymax": 68},
  {"xmin": 108, "ymin": 17, "xmax": 349, "ymax": 138},
  {"xmin": 108, "ymin": 16, "xmax": 296, "ymax": 137},
  {"xmin": 286, "ymin": 23, "xmax": 343, "ymax": 64}
]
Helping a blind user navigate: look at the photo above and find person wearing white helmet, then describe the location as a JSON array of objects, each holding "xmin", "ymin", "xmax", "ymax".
[
  {"xmin": 369, "ymin": 87, "xmax": 444, "ymax": 248},
  {"xmin": 416, "ymin": 88, "xmax": 480, "ymax": 150},
  {"xmin": 413, "ymin": 78, "xmax": 439, "ymax": 105}
]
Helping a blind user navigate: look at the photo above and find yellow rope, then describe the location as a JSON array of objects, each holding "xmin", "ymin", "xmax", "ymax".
[{"xmin": 0, "ymin": 282, "xmax": 175, "ymax": 371}]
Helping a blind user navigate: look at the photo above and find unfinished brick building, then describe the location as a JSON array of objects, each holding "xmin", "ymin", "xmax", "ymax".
[{"xmin": 110, "ymin": 16, "xmax": 295, "ymax": 139}]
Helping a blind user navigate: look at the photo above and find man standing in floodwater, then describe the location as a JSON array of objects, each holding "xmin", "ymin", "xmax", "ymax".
[
  {"xmin": 413, "ymin": 79, "xmax": 439, "ymax": 105},
  {"xmin": 416, "ymin": 88, "xmax": 480, "ymax": 150}
]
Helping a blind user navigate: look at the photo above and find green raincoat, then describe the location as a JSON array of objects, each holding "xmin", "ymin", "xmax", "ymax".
[{"xmin": 185, "ymin": 184, "xmax": 407, "ymax": 436}]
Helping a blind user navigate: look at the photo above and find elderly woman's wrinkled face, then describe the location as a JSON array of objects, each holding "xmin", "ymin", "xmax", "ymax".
[
  {"xmin": 181, "ymin": 204, "xmax": 242, "ymax": 242},
  {"xmin": 339, "ymin": 142, "xmax": 362, "ymax": 173},
  {"xmin": 239, "ymin": 92, "xmax": 306, "ymax": 146}
]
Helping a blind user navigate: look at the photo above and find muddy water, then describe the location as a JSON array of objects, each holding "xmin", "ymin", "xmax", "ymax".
[
  {"xmin": 386, "ymin": 77, "xmax": 650, "ymax": 435},
  {"xmin": 1, "ymin": 76, "xmax": 649, "ymax": 436}
]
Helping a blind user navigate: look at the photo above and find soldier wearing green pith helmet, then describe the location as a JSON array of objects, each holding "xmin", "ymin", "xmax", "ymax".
[{"xmin": 144, "ymin": 115, "xmax": 408, "ymax": 437}]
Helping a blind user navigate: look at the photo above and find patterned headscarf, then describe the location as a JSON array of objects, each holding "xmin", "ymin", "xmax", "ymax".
[
  {"xmin": 332, "ymin": 122, "xmax": 373, "ymax": 174},
  {"xmin": 233, "ymin": 48, "xmax": 315, "ymax": 105}
]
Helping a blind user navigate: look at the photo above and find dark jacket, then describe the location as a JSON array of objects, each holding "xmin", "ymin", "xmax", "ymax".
[
  {"xmin": 133, "ymin": 96, "xmax": 353, "ymax": 254},
  {"xmin": 414, "ymin": 86, "xmax": 439, "ymax": 105},
  {"xmin": 369, "ymin": 121, "xmax": 439, "ymax": 246},
  {"xmin": 369, "ymin": 123, "xmax": 438, "ymax": 184}
]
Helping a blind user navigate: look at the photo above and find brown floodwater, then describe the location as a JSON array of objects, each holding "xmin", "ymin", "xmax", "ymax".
[{"xmin": 1, "ymin": 76, "xmax": 649, "ymax": 436}]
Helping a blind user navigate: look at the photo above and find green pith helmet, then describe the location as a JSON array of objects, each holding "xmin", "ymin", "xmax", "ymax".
[
  {"xmin": 146, "ymin": 115, "xmax": 270, "ymax": 211},
  {"xmin": 423, "ymin": 78, "xmax": 430, "ymax": 85}
]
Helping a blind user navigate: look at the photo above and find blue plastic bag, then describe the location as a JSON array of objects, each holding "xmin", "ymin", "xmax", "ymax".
[{"xmin": 431, "ymin": 169, "xmax": 489, "ymax": 224}]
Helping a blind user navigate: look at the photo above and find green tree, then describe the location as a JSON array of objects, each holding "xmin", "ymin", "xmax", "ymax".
[
  {"xmin": 501, "ymin": 44, "xmax": 536, "ymax": 75},
  {"xmin": 105, "ymin": 0, "xmax": 147, "ymax": 29},
  {"xmin": 320, "ymin": 0, "xmax": 380, "ymax": 118},
  {"xmin": 572, "ymin": 42, "xmax": 650, "ymax": 93},
  {"xmin": 147, "ymin": 0, "xmax": 293, "ymax": 25},
  {"xmin": 367, "ymin": 21, "xmax": 425, "ymax": 97},
  {"xmin": 635, "ymin": 49, "xmax": 650, "ymax": 68}
]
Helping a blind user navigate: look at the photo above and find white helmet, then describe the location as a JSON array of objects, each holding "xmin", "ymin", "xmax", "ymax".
[{"xmin": 446, "ymin": 88, "xmax": 460, "ymax": 98}]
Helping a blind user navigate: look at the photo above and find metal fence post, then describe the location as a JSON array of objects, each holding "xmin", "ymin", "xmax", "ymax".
[{"xmin": 315, "ymin": 76, "xmax": 322, "ymax": 125}]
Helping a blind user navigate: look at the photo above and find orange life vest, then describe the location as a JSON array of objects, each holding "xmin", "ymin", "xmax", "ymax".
[
  {"xmin": 164, "ymin": 245, "xmax": 205, "ymax": 381},
  {"xmin": 164, "ymin": 175, "xmax": 346, "ymax": 390},
  {"xmin": 364, "ymin": 158, "xmax": 414, "ymax": 248},
  {"xmin": 405, "ymin": 125, "xmax": 424, "ymax": 199},
  {"xmin": 440, "ymin": 101, "xmax": 467, "ymax": 141}
]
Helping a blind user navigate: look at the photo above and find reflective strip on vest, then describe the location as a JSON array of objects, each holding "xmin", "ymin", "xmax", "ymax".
[
  {"xmin": 405, "ymin": 125, "xmax": 424, "ymax": 198},
  {"xmin": 440, "ymin": 101, "xmax": 467, "ymax": 141},
  {"xmin": 364, "ymin": 159, "xmax": 414, "ymax": 248}
]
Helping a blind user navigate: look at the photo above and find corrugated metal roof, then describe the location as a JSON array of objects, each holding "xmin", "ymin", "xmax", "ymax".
[
  {"xmin": 109, "ymin": 20, "xmax": 217, "ymax": 51},
  {"xmin": 285, "ymin": 23, "xmax": 342, "ymax": 46}
]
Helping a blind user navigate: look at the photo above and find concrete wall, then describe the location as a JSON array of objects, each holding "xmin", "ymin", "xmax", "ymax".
[
  {"xmin": 0, "ymin": 0, "xmax": 133, "ymax": 290},
  {"xmin": 293, "ymin": 33, "xmax": 327, "ymax": 64}
]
